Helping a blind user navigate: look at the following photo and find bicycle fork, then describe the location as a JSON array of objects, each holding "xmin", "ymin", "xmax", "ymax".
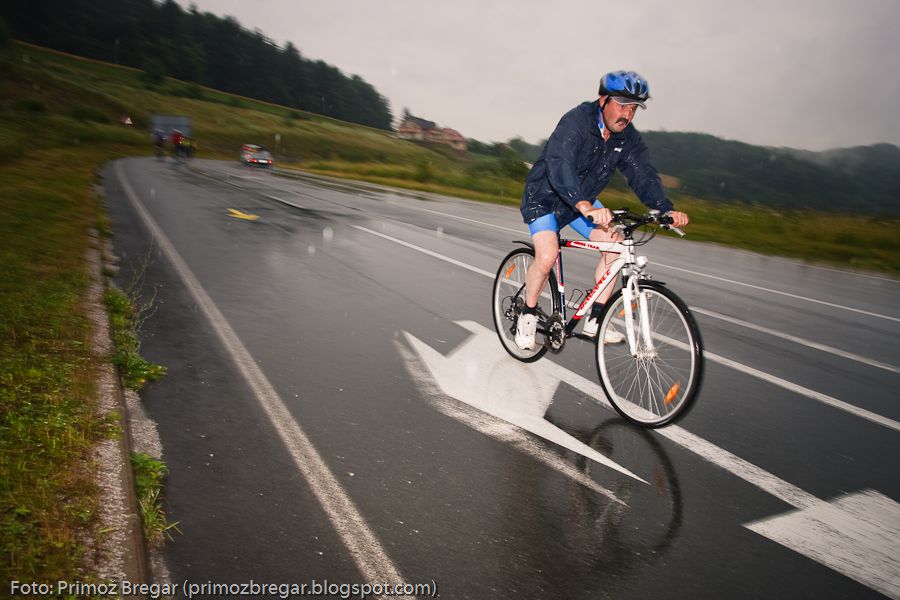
[{"xmin": 622, "ymin": 277, "xmax": 656, "ymax": 357}]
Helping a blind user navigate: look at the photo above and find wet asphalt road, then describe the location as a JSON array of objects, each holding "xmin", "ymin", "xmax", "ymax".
[{"xmin": 103, "ymin": 157, "xmax": 900, "ymax": 599}]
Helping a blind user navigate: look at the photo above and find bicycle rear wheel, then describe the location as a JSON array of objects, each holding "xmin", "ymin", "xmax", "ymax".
[
  {"xmin": 596, "ymin": 281, "xmax": 703, "ymax": 427},
  {"xmin": 491, "ymin": 247, "xmax": 559, "ymax": 362}
]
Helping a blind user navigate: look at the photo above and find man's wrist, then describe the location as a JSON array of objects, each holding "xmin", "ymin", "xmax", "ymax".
[{"xmin": 575, "ymin": 201, "xmax": 593, "ymax": 214}]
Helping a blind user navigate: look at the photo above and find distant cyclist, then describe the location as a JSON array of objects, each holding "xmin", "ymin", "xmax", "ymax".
[
  {"xmin": 152, "ymin": 129, "xmax": 166, "ymax": 158},
  {"xmin": 515, "ymin": 70, "xmax": 690, "ymax": 350},
  {"xmin": 170, "ymin": 129, "xmax": 184, "ymax": 157}
]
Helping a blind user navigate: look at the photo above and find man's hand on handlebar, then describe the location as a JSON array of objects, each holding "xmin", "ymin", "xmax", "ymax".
[
  {"xmin": 665, "ymin": 210, "xmax": 690, "ymax": 228},
  {"xmin": 577, "ymin": 202, "xmax": 614, "ymax": 228}
]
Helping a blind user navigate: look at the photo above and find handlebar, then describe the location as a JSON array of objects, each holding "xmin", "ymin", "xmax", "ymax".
[{"xmin": 590, "ymin": 209, "xmax": 686, "ymax": 238}]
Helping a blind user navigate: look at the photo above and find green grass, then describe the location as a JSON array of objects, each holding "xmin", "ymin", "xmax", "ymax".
[
  {"xmin": 0, "ymin": 146, "xmax": 126, "ymax": 582},
  {"xmin": 604, "ymin": 192, "xmax": 900, "ymax": 273},
  {"xmin": 130, "ymin": 453, "xmax": 179, "ymax": 546},
  {"xmin": 103, "ymin": 286, "xmax": 166, "ymax": 391}
]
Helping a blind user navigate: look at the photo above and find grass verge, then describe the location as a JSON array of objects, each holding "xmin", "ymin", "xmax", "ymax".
[
  {"xmin": 103, "ymin": 286, "xmax": 166, "ymax": 391},
  {"xmin": 130, "ymin": 453, "xmax": 180, "ymax": 546},
  {"xmin": 0, "ymin": 146, "xmax": 128, "ymax": 583}
]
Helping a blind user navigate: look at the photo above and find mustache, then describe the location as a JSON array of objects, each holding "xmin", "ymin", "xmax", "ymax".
[{"xmin": 616, "ymin": 118, "xmax": 629, "ymax": 125}]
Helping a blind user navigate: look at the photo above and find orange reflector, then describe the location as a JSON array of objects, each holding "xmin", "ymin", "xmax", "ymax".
[
  {"xmin": 665, "ymin": 381, "xmax": 681, "ymax": 405},
  {"xmin": 505, "ymin": 264, "xmax": 516, "ymax": 278},
  {"xmin": 619, "ymin": 301, "xmax": 638, "ymax": 317}
]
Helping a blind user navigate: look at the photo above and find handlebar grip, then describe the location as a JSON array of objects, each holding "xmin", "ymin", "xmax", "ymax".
[{"xmin": 662, "ymin": 224, "xmax": 686, "ymax": 237}]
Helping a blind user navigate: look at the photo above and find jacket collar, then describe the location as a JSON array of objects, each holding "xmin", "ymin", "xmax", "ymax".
[
  {"xmin": 591, "ymin": 100, "xmax": 627, "ymax": 140},
  {"xmin": 590, "ymin": 101, "xmax": 603, "ymax": 138}
]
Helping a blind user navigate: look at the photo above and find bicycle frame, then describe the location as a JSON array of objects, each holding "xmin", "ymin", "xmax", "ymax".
[{"xmin": 553, "ymin": 236, "xmax": 654, "ymax": 356}]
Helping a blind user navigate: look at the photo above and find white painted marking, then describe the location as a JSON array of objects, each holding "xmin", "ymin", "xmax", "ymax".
[
  {"xmin": 398, "ymin": 321, "xmax": 900, "ymax": 597},
  {"xmin": 399, "ymin": 321, "xmax": 646, "ymax": 486},
  {"xmin": 693, "ymin": 307, "xmax": 900, "ymax": 375},
  {"xmin": 656, "ymin": 262, "xmax": 900, "ymax": 323},
  {"xmin": 264, "ymin": 194, "xmax": 305, "ymax": 210},
  {"xmin": 115, "ymin": 162, "xmax": 408, "ymax": 588},
  {"xmin": 704, "ymin": 349, "xmax": 900, "ymax": 432},
  {"xmin": 365, "ymin": 202, "xmax": 900, "ymax": 323},
  {"xmin": 353, "ymin": 225, "xmax": 495, "ymax": 278},
  {"xmin": 394, "ymin": 338, "xmax": 629, "ymax": 505},
  {"xmin": 746, "ymin": 490, "xmax": 900, "ymax": 600},
  {"xmin": 355, "ymin": 225, "xmax": 899, "ymax": 432},
  {"xmin": 413, "ymin": 206, "xmax": 523, "ymax": 235}
]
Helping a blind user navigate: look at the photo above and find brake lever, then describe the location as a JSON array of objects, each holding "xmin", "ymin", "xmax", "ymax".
[{"xmin": 662, "ymin": 224, "xmax": 686, "ymax": 237}]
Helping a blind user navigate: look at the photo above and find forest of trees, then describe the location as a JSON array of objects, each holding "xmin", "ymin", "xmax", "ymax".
[
  {"xmin": 641, "ymin": 132, "xmax": 900, "ymax": 215},
  {"xmin": 0, "ymin": 0, "xmax": 393, "ymax": 130}
]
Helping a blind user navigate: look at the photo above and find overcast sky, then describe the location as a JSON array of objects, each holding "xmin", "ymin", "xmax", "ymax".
[{"xmin": 176, "ymin": 0, "xmax": 900, "ymax": 151}]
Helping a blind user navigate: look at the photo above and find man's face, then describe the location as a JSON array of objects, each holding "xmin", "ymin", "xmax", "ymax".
[{"xmin": 601, "ymin": 97, "xmax": 639, "ymax": 133}]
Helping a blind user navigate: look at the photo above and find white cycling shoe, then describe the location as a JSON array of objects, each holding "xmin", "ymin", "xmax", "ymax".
[
  {"xmin": 583, "ymin": 317, "xmax": 625, "ymax": 344},
  {"xmin": 515, "ymin": 313, "xmax": 538, "ymax": 350}
]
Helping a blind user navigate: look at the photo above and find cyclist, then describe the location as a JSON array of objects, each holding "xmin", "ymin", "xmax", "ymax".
[
  {"xmin": 152, "ymin": 129, "xmax": 166, "ymax": 157},
  {"xmin": 170, "ymin": 129, "xmax": 184, "ymax": 157},
  {"xmin": 515, "ymin": 70, "xmax": 690, "ymax": 350}
]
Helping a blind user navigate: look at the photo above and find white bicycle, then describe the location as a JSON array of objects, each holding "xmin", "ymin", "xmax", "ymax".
[{"xmin": 491, "ymin": 209, "xmax": 704, "ymax": 427}]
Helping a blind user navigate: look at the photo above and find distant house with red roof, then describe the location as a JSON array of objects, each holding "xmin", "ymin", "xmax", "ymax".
[{"xmin": 396, "ymin": 112, "xmax": 468, "ymax": 152}]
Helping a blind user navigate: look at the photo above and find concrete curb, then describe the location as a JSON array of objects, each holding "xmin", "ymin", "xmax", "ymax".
[{"xmin": 85, "ymin": 229, "xmax": 151, "ymax": 587}]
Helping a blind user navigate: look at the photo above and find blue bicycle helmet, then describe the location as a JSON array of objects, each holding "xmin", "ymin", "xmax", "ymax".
[{"xmin": 598, "ymin": 70, "xmax": 650, "ymax": 108}]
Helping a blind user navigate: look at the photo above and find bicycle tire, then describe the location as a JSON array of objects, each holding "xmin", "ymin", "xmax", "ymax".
[
  {"xmin": 491, "ymin": 247, "xmax": 560, "ymax": 362},
  {"xmin": 595, "ymin": 280, "xmax": 703, "ymax": 427}
]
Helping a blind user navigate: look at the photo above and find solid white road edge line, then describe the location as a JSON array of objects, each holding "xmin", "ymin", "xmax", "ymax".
[
  {"xmin": 116, "ymin": 163, "xmax": 409, "ymax": 589},
  {"xmin": 352, "ymin": 224, "xmax": 900, "ymax": 433}
]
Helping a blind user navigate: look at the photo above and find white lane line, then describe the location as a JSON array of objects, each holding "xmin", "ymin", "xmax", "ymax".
[
  {"xmin": 378, "ymin": 203, "xmax": 900, "ymax": 324},
  {"xmin": 353, "ymin": 224, "xmax": 900, "ymax": 433},
  {"xmin": 264, "ymin": 194, "xmax": 305, "ymax": 210},
  {"xmin": 412, "ymin": 206, "xmax": 524, "ymax": 235},
  {"xmin": 693, "ymin": 307, "xmax": 900, "ymax": 375},
  {"xmin": 354, "ymin": 225, "xmax": 496, "ymax": 278},
  {"xmin": 704, "ymin": 349, "xmax": 900, "ymax": 432},
  {"xmin": 117, "ymin": 164, "xmax": 408, "ymax": 588},
  {"xmin": 655, "ymin": 262, "xmax": 900, "ymax": 323}
]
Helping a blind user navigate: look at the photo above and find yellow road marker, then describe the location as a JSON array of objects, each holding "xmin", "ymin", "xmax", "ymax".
[{"xmin": 227, "ymin": 208, "xmax": 259, "ymax": 221}]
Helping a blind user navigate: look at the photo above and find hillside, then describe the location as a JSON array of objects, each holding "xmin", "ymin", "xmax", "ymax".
[
  {"xmin": 640, "ymin": 131, "xmax": 900, "ymax": 216},
  {"xmin": 0, "ymin": 0, "xmax": 392, "ymax": 129}
]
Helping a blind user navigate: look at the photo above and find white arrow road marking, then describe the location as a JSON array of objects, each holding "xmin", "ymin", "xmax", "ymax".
[
  {"xmin": 745, "ymin": 490, "xmax": 900, "ymax": 600},
  {"xmin": 395, "ymin": 338, "xmax": 629, "ymax": 506},
  {"xmin": 398, "ymin": 320, "xmax": 900, "ymax": 598},
  {"xmin": 397, "ymin": 321, "xmax": 648, "ymax": 489}
]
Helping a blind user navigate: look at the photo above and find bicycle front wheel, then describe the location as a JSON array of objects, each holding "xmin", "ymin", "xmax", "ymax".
[{"xmin": 596, "ymin": 281, "xmax": 703, "ymax": 427}]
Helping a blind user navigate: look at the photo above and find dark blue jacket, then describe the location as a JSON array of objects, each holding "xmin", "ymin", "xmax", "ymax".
[{"xmin": 520, "ymin": 100, "xmax": 672, "ymax": 227}]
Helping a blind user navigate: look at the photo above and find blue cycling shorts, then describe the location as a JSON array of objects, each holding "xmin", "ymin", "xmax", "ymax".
[{"xmin": 527, "ymin": 200, "xmax": 603, "ymax": 240}]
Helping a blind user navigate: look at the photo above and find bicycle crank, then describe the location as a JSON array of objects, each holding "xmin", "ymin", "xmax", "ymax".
[{"xmin": 545, "ymin": 314, "xmax": 567, "ymax": 353}]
